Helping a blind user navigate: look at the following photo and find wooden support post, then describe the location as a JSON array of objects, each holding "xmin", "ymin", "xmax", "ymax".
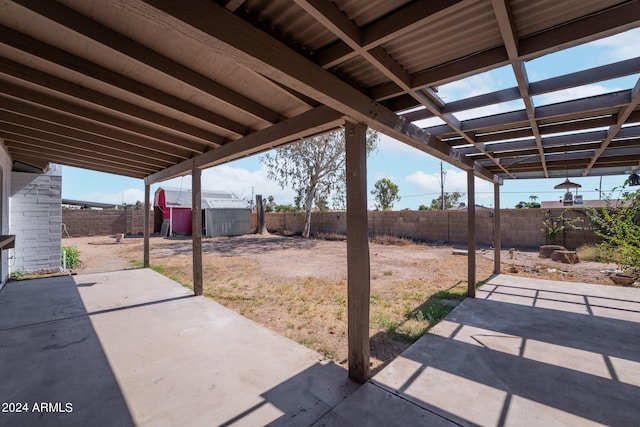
[
  {"xmin": 345, "ymin": 121, "xmax": 370, "ymax": 383},
  {"xmin": 255, "ymin": 195, "xmax": 268, "ymax": 234},
  {"xmin": 494, "ymin": 182, "xmax": 501, "ymax": 275},
  {"xmin": 192, "ymin": 166, "xmax": 203, "ymax": 296},
  {"xmin": 143, "ymin": 183, "xmax": 150, "ymax": 268},
  {"xmin": 467, "ymin": 171, "xmax": 476, "ymax": 298}
]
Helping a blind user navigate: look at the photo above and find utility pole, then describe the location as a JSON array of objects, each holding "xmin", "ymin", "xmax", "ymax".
[{"xmin": 440, "ymin": 162, "xmax": 446, "ymax": 210}]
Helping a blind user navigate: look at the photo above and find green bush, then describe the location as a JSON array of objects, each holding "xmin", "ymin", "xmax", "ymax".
[
  {"xmin": 61, "ymin": 245, "xmax": 81, "ymax": 269},
  {"xmin": 585, "ymin": 187, "xmax": 640, "ymax": 275}
]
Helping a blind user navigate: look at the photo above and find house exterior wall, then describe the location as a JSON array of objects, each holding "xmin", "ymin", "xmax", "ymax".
[
  {"xmin": 0, "ymin": 143, "xmax": 12, "ymax": 286},
  {"xmin": 10, "ymin": 166, "xmax": 62, "ymax": 274}
]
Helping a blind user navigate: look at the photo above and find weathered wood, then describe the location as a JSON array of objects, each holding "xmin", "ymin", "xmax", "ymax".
[
  {"xmin": 467, "ymin": 170, "xmax": 476, "ymax": 298},
  {"xmin": 192, "ymin": 167, "xmax": 203, "ymax": 296},
  {"xmin": 255, "ymin": 195, "xmax": 268, "ymax": 235},
  {"xmin": 493, "ymin": 182, "xmax": 501, "ymax": 274},
  {"xmin": 539, "ymin": 245, "xmax": 566, "ymax": 258},
  {"xmin": 346, "ymin": 121, "xmax": 370, "ymax": 383},
  {"xmin": 551, "ymin": 250, "xmax": 580, "ymax": 264},
  {"xmin": 143, "ymin": 183, "xmax": 150, "ymax": 268}
]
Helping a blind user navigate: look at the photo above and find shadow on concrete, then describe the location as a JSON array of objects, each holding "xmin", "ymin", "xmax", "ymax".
[
  {"xmin": 0, "ymin": 276, "xmax": 135, "ymax": 426},
  {"xmin": 0, "ymin": 271, "xmax": 359, "ymax": 426},
  {"xmin": 369, "ymin": 277, "xmax": 640, "ymax": 426},
  {"xmin": 218, "ymin": 362, "xmax": 358, "ymax": 426}
]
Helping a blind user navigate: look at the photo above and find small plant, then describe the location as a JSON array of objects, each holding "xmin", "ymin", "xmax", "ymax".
[
  {"xmin": 541, "ymin": 209, "xmax": 583, "ymax": 245},
  {"xmin": 9, "ymin": 270, "xmax": 25, "ymax": 280},
  {"xmin": 61, "ymin": 245, "xmax": 81, "ymax": 269}
]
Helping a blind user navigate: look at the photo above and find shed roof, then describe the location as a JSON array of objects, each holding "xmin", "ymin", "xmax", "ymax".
[
  {"xmin": 157, "ymin": 187, "xmax": 239, "ymax": 208},
  {"xmin": 0, "ymin": 0, "xmax": 638, "ymax": 183}
]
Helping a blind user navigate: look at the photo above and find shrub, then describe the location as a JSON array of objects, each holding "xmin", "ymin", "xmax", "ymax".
[
  {"xmin": 541, "ymin": 209, "xmax": 583, "ymax": 245},
  {"xmin": 584, "ymin": 187, "xmax": 640, "ymax": 275},
  {"xmin": 61, "ymin": 245, "xmax": 81, "ymax": 269}
]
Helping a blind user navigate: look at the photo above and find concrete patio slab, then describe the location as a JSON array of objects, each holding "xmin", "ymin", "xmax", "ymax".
[
  {"xmin": 355, "ymin": 274, "xmax": 640, "ymax": 426},
  {"xmin": 0, "ymin": 269, "xmax": 358, "ymax": 426},
  {"xmin": 2, "ymin": 271, "xmax": 639, "ymax": 426}
]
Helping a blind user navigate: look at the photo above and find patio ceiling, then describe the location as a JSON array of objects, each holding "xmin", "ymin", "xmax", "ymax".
[{"xmin": 0, "ymin": 0, "xmax": 639, "ymax": 183}]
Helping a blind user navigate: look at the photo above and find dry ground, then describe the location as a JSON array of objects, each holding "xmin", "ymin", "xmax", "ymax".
[{"xmin": 64, "ymin": 234, "xmax": 619, "ymax": 372}]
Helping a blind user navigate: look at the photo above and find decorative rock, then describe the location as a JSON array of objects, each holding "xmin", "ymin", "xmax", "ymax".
[
  {"xmin": 539, "ymin": 245, "xmax": 567, "ymax": 258},
  {"xmin": 609, "ymin": 273, "xmax": 637, "ymax": 286},
  {"xmin": 551, "ymin": 250, "xmax": 580, "ymax": 264}
]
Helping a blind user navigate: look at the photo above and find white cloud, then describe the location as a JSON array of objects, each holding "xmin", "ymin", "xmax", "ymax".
[
  {"xmin": 406, "ymin": 169, "xmax": 493, "ymax": 203},
  {"xmin": 158, "ymin": 164, "xmax": 296, "ymax": 204},
  {"xmin": 77, "ymin": 188, "xmax": 145, "ymax": 205},
  {"xmin": 534, "ymin": 84, "xmax": 622, "ymax": 106},
  {"xmin": 591, "ymin": 28, "xmax": 640, "ymax": 61},
  {"xmin": 377, "ymin": 134, "xmax": 424, "ymax": 155}
]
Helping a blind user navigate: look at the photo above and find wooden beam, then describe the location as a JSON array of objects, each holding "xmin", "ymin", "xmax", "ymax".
[
  {"xmin": 4, "ymin": 139, "xmax": 157, "ymax": 175},
  {"xmin": 584, "ymin": 77, "xmax": 640, "ymax": 175},
  {"xmin": 467, "ymin": 171, "xmax": 476, "ymax": 298},
  {"xmin": 13, "ymin": 0, "xmax": 281, "ymax": 126},
  {"xmin": 140, "ymin": 0, "xmax": 495, "ymax": 181},
  {"xmin": 0, "ymin": 98, "xmax": 193, "ymax": 160},
  {"xmin": 493, "ymin": 183, "xmax": 501, "ymax": 275},
  {"xmin": 0, "ymin": 80, "xmax": 211, "ymax": 154},
  {"xmin": 145, "ymin": 106, "xmax": 344, "ymax": 184},
  {"xmin": 0, "ymin": 57, "xmax": 224, "ymax": 146},
  {"xmin": 192, "ymin": 166, "xmax": 203, "ymax": 296},
  {"xmin": 345, "ymin": 121, "xmax": 370, "ymax": 383},
  {"xmin": 295, "ymin": 0, "xmax": 508, "ymax": 178},
  {"xmin": 317, "ymin": 0, "xmax": 465, "ymax": 68},
  {"xmin": 0, "ymin": 24, "xmax": 248, "ymax": 138},
  {"xmin": 0, "ymin": 125, "xmax": 169, "ymax": 169},
  {"xmin": 144, "ymin": 183, "xmax": 150, "ymax": 268},
  {"xmin": 369, "ymin": 0, "xmax": 640, "ymax": 100}
]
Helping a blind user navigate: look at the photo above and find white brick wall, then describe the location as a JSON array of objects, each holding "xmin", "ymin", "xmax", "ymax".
[{"xmin": 10, "ymin": 170, "xmax": 62, "ymax": 274}]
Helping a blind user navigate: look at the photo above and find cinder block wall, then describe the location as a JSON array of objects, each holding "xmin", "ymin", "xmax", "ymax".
[
  {"xmin": 10, "ymin": 170, "xmax": 62, "ymax": 273},
  {"xmin": 260, "ymin": 208, "xmax": 599, "ymax": 249},
  {"xmin": 62, "ymin": 209, "xmax": 152, "ymax": 237}
]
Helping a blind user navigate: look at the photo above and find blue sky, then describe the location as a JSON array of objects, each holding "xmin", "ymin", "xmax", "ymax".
[{"xmin": 62, "ymin": 28, "xmax": 640, "ymax": 210}]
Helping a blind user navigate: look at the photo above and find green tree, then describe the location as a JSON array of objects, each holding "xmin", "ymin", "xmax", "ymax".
[
  {"xmin": 429, "ymin": 191, "xmax": 463, "ymax": 210},
  {"xmin": 516, "ymin": 195, "xmax": 541, "ymax": 208},
  {"xmin": 418, "ymin": 204, "xmax": 429, "ymax": 210},
  {"xmin": 371, "ymin": 178, "xmax": 401, "ymax": 210},
  {"xmin": 261, "ymin": 128, "xmax": 378, "ymax": 238}
]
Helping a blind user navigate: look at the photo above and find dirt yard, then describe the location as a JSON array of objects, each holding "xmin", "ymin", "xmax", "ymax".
[{"xmin": 64, "ymin": 234, "xmax": 620, "ymax": 372}]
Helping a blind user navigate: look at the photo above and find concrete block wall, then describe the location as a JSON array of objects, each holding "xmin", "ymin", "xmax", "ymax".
[
  {"xmin": 10, "ymin": 170, "xmax": 62, "ymax": 273},
  {"xmin": 259, "ymin": 208, "xmax": 601, "ymax": 249},
  {"xmin": 62, "ymin": 209, "xmax": 152, "ymax": 237}
]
